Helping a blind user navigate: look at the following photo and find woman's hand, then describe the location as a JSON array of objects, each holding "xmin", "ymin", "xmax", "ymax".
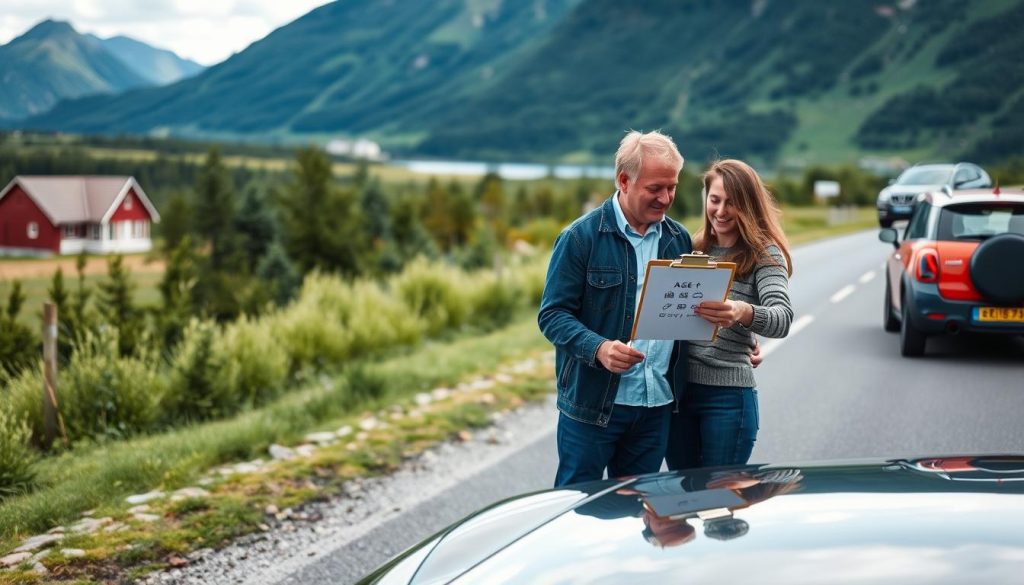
[{"xmin": 695, "ymin": 300, "xmax": 753, "ymax": 328}]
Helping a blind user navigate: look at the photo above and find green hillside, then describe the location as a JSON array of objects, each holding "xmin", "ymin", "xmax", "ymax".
[
  {"xmin": 0, "ymin": 20, "xmax": 148, "ymax": 119},
  {"xmin": 16, "ymin": 0, "xmax": 1024, "ymax": 166},
  {"xmin": 96, "ymin": 35, "xmax": 205, "ymax": 85}
]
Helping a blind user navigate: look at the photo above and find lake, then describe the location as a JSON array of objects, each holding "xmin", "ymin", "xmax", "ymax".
[{"xmin": 392, "ymin": 159, "xmax": 616, "ymax": 181}]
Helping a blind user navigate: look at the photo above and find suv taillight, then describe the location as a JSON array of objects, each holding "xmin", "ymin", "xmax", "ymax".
[{"xmin": 915, "ymin": 248, "xmax": 940, "ymax": 283}]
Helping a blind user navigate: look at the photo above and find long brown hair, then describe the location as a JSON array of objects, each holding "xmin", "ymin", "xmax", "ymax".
[{"xmin": 693, "ymin": 159, "xmax": 793, "ymax": 277}]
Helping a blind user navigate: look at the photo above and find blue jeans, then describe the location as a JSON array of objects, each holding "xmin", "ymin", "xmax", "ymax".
[
  {"xmin": 555, "ymin": 403, "xmax": 672, "ymax": 487},
  {"xmin": 665, "ymin": 384, "xmax": 758, "ymax": 470}
]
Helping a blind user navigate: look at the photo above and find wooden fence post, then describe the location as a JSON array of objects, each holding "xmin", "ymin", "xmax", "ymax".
[{"xmin": 41, "ymin": 302, "xmax": 65, "ymax": 448}]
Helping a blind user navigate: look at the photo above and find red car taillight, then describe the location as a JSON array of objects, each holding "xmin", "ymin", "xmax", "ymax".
[{"xmin": 915, "ymin": 248, "xmax": 940, "ymax": 283}]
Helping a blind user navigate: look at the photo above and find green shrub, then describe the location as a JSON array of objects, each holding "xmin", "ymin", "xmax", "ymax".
[
  {"xmin": 392, "ymin": 258, "xmax": 468, "ymax": 336},
  {"xmin": 0, "ymin": 405, "xmax": 37, "ymax": 499},
  {"xmin": 1, "ymin": 366, "xmax": 44, "ymax": 446},
  {"xmin": 215, "ymin": 316, "xmax": 289, "ymax": 407},
  {"xmin": 270, "ymin": 274, "xmax": 358, "ymax": 371},
  {"xmin": 164, "ymin": 319, "xmax": 230, "ymax": 423},
  {"xmin": 466, "ymin": 272, "xmax": 524, "ymax": 330},
  {"xmin": 58, "ymin": 329, "xmax": 164, "ymax": 441},
  {"xmin": 345, "ymin": 280, "xmax": 425, "ymax": 356}
]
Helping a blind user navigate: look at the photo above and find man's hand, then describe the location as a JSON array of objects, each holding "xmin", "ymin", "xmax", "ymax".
[
  {"xmin": 597, "ymin": 340, "xmax": 645, "ymax": 374},
  {"xmin": 751, "ymin": 338, "xmax": 763, "ymax": 368}
]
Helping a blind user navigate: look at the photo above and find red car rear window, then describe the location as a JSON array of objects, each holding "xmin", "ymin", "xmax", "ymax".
[{"xmin": 937, "ymin": 203, "xmax": 1024, "ymax": 240}]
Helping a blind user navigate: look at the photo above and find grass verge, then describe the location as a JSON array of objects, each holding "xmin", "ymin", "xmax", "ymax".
[{"xmin": 0, "ymin": 316, "xmax": 552, "ymax": 584}]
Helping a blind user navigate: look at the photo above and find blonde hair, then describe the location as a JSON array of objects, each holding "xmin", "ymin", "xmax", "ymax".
[
  {"xmin": 614, "ymin": 130, "xmax": 683, "ymax": 188},
  {"xmin": 694, "ymin": 159, "xmax": 793, "ymax": 277}
]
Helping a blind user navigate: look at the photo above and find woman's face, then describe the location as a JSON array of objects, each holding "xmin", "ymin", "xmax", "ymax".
[{"xmin": 706, "ymin": 174, "xmax": 739, "ymax": 246}]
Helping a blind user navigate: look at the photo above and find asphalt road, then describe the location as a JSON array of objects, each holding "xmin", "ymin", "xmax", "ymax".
[{"xmin": 287, "ymin": 229, "xmax": 1024, "ymax": 584}]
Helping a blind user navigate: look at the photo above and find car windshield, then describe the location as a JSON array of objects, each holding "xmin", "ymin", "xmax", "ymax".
[
  {"xmin": 896, "ymin": 168, "xmax": 952, "ymax": 185},
  {"xmin": 938, "ymin": 202, "xmax": 1024, "ymax": 240}
]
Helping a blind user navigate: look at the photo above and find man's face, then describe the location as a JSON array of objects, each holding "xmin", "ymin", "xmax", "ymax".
[{"xmin": 618, "ymin": 157, "xmax": 679, "ymax": 234}]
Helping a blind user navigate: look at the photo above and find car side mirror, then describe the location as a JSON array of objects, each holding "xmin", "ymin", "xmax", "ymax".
[{"xmin": 878, "ymin": 228, "xmax": 899, "ymax": 248}]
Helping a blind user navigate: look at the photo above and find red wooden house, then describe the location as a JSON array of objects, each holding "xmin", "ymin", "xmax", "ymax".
[{"xmin": 0, "ymin": 176, "xmax": 160, "ymax": 256}]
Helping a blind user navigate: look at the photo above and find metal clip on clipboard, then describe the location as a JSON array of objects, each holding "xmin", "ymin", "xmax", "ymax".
[{"xmin": 670, "ymin": 251, "xmax": 717, "ymax": 268}]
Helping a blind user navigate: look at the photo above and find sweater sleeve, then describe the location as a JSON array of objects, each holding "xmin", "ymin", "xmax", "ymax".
[{"xmin": 748, "ymin": 246, "xmax": 792, "ymax": 339}]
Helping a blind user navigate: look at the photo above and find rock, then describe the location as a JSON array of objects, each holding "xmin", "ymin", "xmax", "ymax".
[
  {"xmin": 69, "ymin": 517, "xmax": 112, "ymax": 534},
  {"xmin": 0, "ymin": 552, "xmax": 31, "ymax": 567},
  {"xmin": 264, "ymin": 504, "xmax": 279, "ymax": 516},
  {"xmin": 126, "ymin": 490, "xmax": 165, "ymax": 505},
  {"xmin": 168, "ymin": 556, "xmax": 188, "ymax": 568},
  {"xmin": 46, "ymin": 526, "xmax": 65, "ymax": 535},
  {"xmin": 233, "ymin": 460, "xmax": 264, "ymax": 474},
  {"xmin": 346, "ymin": 443, "xmax": 357, "ymax": 451},
  {"xmin": 31, "ymin": 561, "xmax": 48, "ymax": 575},
  {"xmin": 60, "ymin": 549, "xmax": 86, "ymax": 558},
  {"xmin": 133, "ymin": 513, "xmax": 161, "ymax": 523},
  {"xmin": 102, "ymin": 522, "xmax": 128, "ymax": 533},
  {"xmin": 30, "ymin": 550, "xmax": 50, "ymax": 563},
  {"xmin": 304, "ymin": 432, "xmax": 336, "ymax": 444},
  {"xmin": 479, "ymin": 393, "xmax": 496, "ymax": 404},
  {"xmin": 128, "ymin": 504, "xmax": 151, "ymax": 514},
  {"xmin": 258, "ymin": 523, "xmax": 271, "ymax": 532},
  {"xmin": 80, "ymin": 509, "xmax": 95, "ymax": 517},
  {"xmin": 414, "ymin": 393, "xmax": 432, "ymax": 406},
  {"xmin": 13, "ymin": 533, "xmax": 63, "ymax": 553},
  {"xmin": 456, "ymin": 430, "xmax": 473, "ymax": 443},
  {"xmin": 358, "ymin": 418, "xmax": 378, "ymax": 432},
  {"xmin": 431, "ymin": 388, "xmax": 452, "ymax": 401},
  {"xmin": 295, "ymin": 444, "xmax": 317, "ymax": 457},
  {"xmin": 171, "ymin": 487, "xmax": 210, "ymax": 501},
  {"xmin": 355, "ymin": 432, "xmax": 369, "ymax": 442},
  {"xmin": 269, "ymin": 444, "xmax": 296, "ymax": 460},
  {"xmin": 389, "ymin": 412, "xmax": 404, "ymax": 421},
  {"xmin": 335, "ymin": 425, "xmax": 353, "ymax": 437},
  {"xmin": 494, "ymin": 373, "xmax": 514, "ymax": 384}
]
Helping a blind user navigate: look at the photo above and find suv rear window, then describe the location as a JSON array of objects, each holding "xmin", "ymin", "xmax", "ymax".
[{"xmin": 937, "ymin": 203, "xmax": 1024, "ymax": 240}]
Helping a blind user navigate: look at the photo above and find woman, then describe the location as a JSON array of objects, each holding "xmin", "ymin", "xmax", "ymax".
[{"xmin": 665, "ymin": 159, "xmax": 793, "ymax": 469}]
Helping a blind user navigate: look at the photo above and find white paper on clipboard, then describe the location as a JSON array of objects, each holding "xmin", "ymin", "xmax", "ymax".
[{"xmin": 630, "ymin": 256, "xmax": 736, "ymax": 341}]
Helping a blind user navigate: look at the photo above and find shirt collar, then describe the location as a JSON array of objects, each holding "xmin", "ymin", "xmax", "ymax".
[{"xmin": 612, "ymin": 191, "xmax": 661, "ymax": 238}]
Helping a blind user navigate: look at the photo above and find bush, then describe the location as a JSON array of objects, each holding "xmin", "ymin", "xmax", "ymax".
[
  {"xmin": 163, "ymin": 319, "xmax": 230, "ymax": 423},
  {"xmin": 215, "ymin": 316, "xmax": 289, "ymax": 407},
  {"xmin": 59, "ymin": 329, "xmax": 164, "ymax": 441},
  {"xmin": 0, "ymin": 406, "xmax": 36, "ymax": 499},
  {"xmin": 391, "ymin": 258, "xmax": 468, "ymax": 336},
  {"xmin": 466, "ymin": 271, "xmax": 524, "ymax": 330}
]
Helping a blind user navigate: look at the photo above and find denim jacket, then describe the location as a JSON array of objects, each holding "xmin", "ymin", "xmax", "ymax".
[{"xmin": 538, "ymin": 195, "xmax": 693, "ymax": 426}]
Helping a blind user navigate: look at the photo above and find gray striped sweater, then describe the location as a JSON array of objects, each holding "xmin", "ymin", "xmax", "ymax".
[{"xmin": 687, "ymin": 244, "xmax": 793, "ymax": 387}]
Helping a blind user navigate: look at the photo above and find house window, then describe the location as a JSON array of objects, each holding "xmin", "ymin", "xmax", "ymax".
[
  {"xmin": 62, "ymin": 224, "xmax": 77, "ymax": 238},
  {"xmin": 27, "ymin": 222, "xmax": 38, "ymax": 239},
  {"xmin": 90, "ymin": 224, "xmax": 101, "ymax": 240}
]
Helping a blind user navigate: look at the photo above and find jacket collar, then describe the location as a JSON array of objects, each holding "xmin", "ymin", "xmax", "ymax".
[{"xmin": 599, "ymin": 192, "xmax": 681, "ymax": 237}]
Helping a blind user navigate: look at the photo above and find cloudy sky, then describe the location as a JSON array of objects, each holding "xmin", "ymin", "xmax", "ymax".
[{"xmin": 0, "ymin": 0, "xmax": 332, "ymax": 65}]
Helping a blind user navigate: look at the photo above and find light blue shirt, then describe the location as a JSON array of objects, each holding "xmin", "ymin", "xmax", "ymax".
[{"xmin": 611, "ymin": 192, "xmax": 674, "ymax": 407}]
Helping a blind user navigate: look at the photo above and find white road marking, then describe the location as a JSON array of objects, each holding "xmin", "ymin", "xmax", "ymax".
[
  {"xmin": 760, "ymin": 314, "xmax": 815, "ymax": 357},
  {"xmin": 830, "ymin": 285, "xmax": 856, "ymax": 304},
  {"xmin": 858, "ymin": 270, "xmax": 876, "ymax": 284}
]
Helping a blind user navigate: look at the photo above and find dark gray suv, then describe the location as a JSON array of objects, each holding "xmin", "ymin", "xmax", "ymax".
[{"xmin": 877, "ymin": 162, "xmax": 991, "ymax": 227}]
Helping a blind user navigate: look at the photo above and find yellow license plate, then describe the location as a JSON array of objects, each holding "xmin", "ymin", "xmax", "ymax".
[{"xmin": 977, "ymin": 307, "xmax": 1024, "ymax": 322}]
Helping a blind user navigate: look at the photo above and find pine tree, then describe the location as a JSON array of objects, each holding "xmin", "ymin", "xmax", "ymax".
[
  {"xmin": 423, "ymin": 178, "xmax": 455, "ymax": 250},
  {"xmin": 194, "ymin": 147, "xmax": 238, "ymax": 271},
  {"xmin": 234, "ymin": 185, "xmax": 277, "ymax": 273},
  {"xmin": 0, "ymin": 282, "xmax": 37, "ymax": 378},
  {"xmin": 160, "ymin": 191, "xmax": 193, "ymax": 255},
  {"xmin": 96, "ymin": 255, "xmax": 140, "ymax": 356},
  {"xmin": 158, "ymin": 236, "xmax": 199, "ymax": 348},
  {"xmin": 257, "ymin": 241, "xmax": 300, "ymax": 306}
]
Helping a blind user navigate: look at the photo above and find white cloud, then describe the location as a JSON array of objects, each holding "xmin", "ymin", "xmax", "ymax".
[{"xmin": 0, "ymin": 0, "xmax": 331, "ymax": 65}]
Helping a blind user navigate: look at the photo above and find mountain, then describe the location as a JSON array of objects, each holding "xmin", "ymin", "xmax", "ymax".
[
  {"xmin": 18, "ymin": 0, "xmax": 1024, "ymax": 166},
  {"xmin": 0, "ymin": 19, "xmax": 149, "ymax": 119},
  {"xmin": 93, "ymin": 35, "xmax": 205, "ymax": 85}
]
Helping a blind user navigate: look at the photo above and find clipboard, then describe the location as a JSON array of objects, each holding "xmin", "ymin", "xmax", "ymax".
[{"xmin": 628, "ymin": 252, "xmax": 737, "ymax": 342}]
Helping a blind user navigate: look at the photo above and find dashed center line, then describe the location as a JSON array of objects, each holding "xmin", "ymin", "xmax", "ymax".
[
  {"xmin": 830, "ymin": 285, "xmax": 856, "ymax": 304},
  {"xmin": 858, "ymin": 270, "xmax": 876, "ymax": 284},
  {"xmin": 760, "ymin": 314, "xmax": 815, "ymax": 357}
]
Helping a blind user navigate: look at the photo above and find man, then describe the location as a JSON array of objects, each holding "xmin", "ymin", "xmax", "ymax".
[{"xmin": 539, "ymin": 130, "xmax": 692, "ymax": 487}]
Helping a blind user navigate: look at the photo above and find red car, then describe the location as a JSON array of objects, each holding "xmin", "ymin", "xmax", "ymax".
[{"xmin": 879, "ymin": 187, "xmax": 1024, "ymax": 356}]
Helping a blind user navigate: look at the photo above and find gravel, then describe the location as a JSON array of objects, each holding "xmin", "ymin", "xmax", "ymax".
[{"xmin": 141, "ymin": 395, "xmax": 557, "ymax": 585}]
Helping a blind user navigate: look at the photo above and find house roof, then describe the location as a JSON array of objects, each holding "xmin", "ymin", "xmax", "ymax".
[{"xmin": 0, "ymin": 176, "xmax": 161, "ymax": 225}]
